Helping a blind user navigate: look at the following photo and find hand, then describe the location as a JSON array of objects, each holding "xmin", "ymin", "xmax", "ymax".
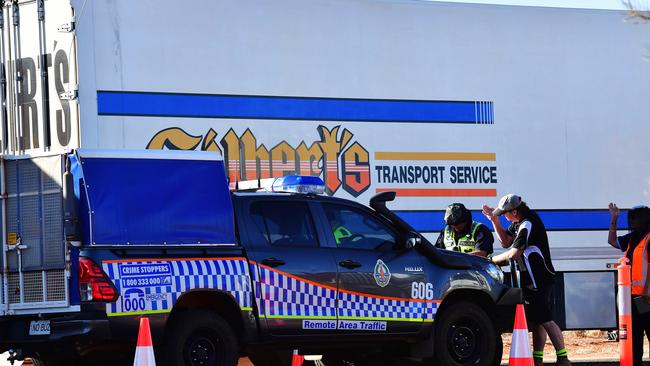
[
  {"xmin": 609, "ymin": 202, "xmax": 620, "ymax": 218},
  {"xmin": 482, "ymin": 204, "xmax": 497, "ymax": 222}
]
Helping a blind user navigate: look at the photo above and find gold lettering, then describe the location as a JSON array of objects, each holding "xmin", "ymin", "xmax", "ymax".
[
  {"xmin": 296, "ymin": 141, "xmax": 323, "ymax": 177},
  {"xmin": 270, "ymin": 141, "xmax": 297, "ymax": 177},
  {"xmin": 146, "ymin": 127, "xmax": 202, "ymax": 150},
  {"xmin": 146, "ymin": 124, "xmax": 371, "ymax": 195},
  {"xmin": 220, "ymin": 128, "xmax": 243, "ymax": 185},
  {"xmin": 318, "ymin": 126, "xmax": 352, "ymax": 194},
  {"xmin": 342, "ymin": 142, "xmax": 371, "ymax": 196},
  {"xmin": 240, "ymin": 129, "xmax": 270, "ymax": 180},
  {"xmin": 201, "ymin": 128, "xmax": 222, "ymax": 154}
]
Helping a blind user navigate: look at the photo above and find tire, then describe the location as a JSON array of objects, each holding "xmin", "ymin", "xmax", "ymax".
[
  {"xmin": 492, "ymin": 335, "xmax": 503, "ymax": 366},
  {"xmin": 163, "ymin": 309, "xmax": 238, "ymax": 366},
  {"xmin": 432, "ymin": 301, "xmax": 497, "ymax": 366}
]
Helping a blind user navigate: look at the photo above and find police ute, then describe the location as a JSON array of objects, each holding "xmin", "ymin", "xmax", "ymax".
[
  {"xmin": 0, "ymin": 0, "xmax": 644, "ymax": 363},
  {"xmin": 0, "ymin": 149, "xmax": 521, "ymax": 366}
]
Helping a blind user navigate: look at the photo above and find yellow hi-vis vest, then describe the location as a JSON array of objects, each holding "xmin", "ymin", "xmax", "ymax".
[
  {"xmin": 443, "ymin": 221, "xmax": 481, "ymax": 253},
  {"xmin": 626, "ymin": 233, "xmax": 650, "ymax": 296}
]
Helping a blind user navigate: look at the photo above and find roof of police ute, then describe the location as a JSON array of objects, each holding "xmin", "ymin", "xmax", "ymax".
[{"xmin": 231, "ymin": 191, "xmax": 374, "ymax": 207}]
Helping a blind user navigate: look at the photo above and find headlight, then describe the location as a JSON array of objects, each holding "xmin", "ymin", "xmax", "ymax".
[{"xmin": 486, "ymin": 263, "xmax": 504, "ymax": 283}]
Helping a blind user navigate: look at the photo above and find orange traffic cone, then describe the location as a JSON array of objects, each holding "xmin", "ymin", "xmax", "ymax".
[
  {"xmin": 133, "ymin": 317, "xmax": 156, "ymax": 366},
  {"xmin": 618, "ymin": 257, "xmax": 633, "ymax": 366},
  {"xmin": 291, "ymin": 349, "xmax": 304, "ymax": 366},
  {"xmin": 509, "ymin": 304, "xmax": 533, "ymax": 366}
]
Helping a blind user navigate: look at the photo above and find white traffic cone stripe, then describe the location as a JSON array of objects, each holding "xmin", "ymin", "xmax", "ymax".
[
  {"xmin": 510, "ymin": 329, "xmax": 532, "ymax": 358},
  {"xmin": 133, "ymin": 345, "xmax": 156, "ymax": 366}
]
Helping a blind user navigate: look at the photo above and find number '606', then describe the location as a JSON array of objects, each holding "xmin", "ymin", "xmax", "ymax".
[{"xmin": 411, "ymin": 282, "xmax": 434, "ymax": 300}]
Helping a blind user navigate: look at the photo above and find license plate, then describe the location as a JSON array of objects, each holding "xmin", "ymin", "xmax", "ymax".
[{"xmin": 29, "ymin": 320, "xmax": 50, "ymax": 336}]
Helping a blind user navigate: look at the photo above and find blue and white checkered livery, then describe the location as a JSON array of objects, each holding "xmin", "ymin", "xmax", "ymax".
[
  {"xmin": 252, "ymin": 263, "xmax": 438, "ymax": 322},
  {"xmin": 103, "ymin": 257, "xmax": 253, "ymax": 316},
  {"xmin": 255, "ymin": 265, "xmax": 337, "ymax": 318},
  {"xmin": 338, "ymin": 291, "xmax": 438, "ymax": 322}
]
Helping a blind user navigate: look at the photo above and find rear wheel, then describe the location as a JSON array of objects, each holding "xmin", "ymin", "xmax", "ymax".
[
  {"xmin": 163, "ymin": 309, "xmax": 238, "ymax": 366},
  {"xmin": 432, "ymin": 301, "xmax": 497, "ymax": 366}
]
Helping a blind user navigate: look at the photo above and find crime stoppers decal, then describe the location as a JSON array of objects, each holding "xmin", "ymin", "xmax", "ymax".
[{"xmin": 103, "ymin": 257, "xmax": 253, "ymax": 316}]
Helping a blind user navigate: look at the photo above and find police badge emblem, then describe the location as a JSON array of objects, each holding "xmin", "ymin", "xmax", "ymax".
[{"xmin": 373, "ymin": 259, "xmax": 391, "ymax": 287}]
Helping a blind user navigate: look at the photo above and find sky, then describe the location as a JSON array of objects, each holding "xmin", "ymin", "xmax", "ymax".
[{"xmin": 427, "ymin": 0, "xmax": 638, "ymax": 10}]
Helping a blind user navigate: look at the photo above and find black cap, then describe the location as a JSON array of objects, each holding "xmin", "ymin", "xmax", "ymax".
[
  {"xmin": 444, "ymin": 203, "xmax": 471, "ymax": 225},
  {"xmin": 628, "ymin": 205, "xmax": 650, "ymax": 230}
]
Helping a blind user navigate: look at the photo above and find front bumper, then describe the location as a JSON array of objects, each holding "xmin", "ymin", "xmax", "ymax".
[
  {"xmin": 493, "ymin": 286, "xmax": 523, "ymax": 332},
  {"xmin": 496, "ymin": 287, "xmax": 524, "ymax": 306}
]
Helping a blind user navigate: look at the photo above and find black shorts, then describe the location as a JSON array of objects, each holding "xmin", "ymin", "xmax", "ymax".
[{"xmin": 523, "ymin": 285, "xmax": 555, "ymax": 324}]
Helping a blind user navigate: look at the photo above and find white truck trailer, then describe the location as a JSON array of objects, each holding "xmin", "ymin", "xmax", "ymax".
[{"xmin": 0, "ymin": 0, "xmax": 648, "ymax": 333}]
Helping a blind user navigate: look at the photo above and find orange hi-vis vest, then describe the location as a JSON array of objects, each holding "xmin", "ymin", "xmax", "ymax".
[{"xmin": 625, "ymin": 233, "xmax": 650, "ymax": 296}]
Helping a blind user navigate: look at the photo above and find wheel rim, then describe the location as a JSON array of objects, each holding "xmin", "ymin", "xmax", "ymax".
[
  {"xmin": 184, "ymin": 330, "xmax": 221, "ymax": 366},
  {"xmin": 447, "ymin": 320, "xmax": 482, "ymax": 363}
]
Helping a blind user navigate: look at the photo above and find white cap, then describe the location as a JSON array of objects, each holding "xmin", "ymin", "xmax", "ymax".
[{"xmin": 493, "ymin": 194, "xmax": 522, "ymax": 216}]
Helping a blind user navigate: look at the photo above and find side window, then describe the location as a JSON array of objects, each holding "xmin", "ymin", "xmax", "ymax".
[
  {"xmin": 249, "ymin": 201, "xmax": 319, "ymax": 247},
  {"xmin": 322, "ymin": 204, "xmax": 397, "ymax": 250}
]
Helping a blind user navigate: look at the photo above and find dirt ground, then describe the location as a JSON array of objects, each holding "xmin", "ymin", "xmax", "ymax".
[
  {"xmin": 15, "ymin": 331, "xmax": 639, "ymax": 365},
  {"xmin": 238, "ymin": 331, "xmax": 636, "ymax": 365},
  {"xmin": 501, "ymin": 330, "xmax": 640, "ymax": 363}
]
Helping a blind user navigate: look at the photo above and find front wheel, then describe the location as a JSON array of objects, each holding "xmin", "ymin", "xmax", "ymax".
[
  {"xmin": 432, "ymin": 301, "xmax": 497, "ymax": 366},
  {"xmin": 163, "ymin": 309, "xmax": 238, "ymax": 366},
  {"xmin": 493, "ymin": 335, "xmax": 503, "ymax": 366}
]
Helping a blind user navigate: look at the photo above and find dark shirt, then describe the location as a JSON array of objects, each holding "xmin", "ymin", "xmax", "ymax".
[
  {"xmin": 618, "ymin": 231, "xmax": 650, "ymax": 264},
  {"xmin": 507, "ymin": 210, "xmax": 556, "ymax": 287},
  {"xmin": 435, "ymin": 222, "xmax": 494, "ymax": 254}
]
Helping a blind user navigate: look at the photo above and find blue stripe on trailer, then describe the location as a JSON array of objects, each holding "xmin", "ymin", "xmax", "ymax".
[
  {"xmin": 97, "ymin": 90, "xmax": 494, "ymax": 124},
  {"xmin": 397, "ymin": 209, "xmax": 629, "ymax": 232}
]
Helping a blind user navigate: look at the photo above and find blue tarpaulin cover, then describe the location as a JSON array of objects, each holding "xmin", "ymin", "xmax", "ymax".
[{"xmin": 71, "ymin": 149, "xmax": 235, "ymax": 245}]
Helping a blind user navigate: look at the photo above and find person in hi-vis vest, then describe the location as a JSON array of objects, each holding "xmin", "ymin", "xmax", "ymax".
[
  {"xmin": 608, "ymin": 204, "xmax": 650, "ymax": 366},
  {"xmin": 434, "ymin": 203, "xmax": 494, "ymax": 257}
]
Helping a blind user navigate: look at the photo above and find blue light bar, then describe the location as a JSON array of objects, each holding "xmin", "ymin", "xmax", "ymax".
[{"xmin": 271, "ymin": 175, "xmax": 326, "ymax": 194}]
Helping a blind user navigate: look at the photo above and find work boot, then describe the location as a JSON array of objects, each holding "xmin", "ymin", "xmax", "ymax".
[
  {"xmin": 534, "ymin": 358, "xmax": 544, "ymax": 366},
  {"xmin": 556, "ymin": 357, "xmax": 571, "ymax": 366}
]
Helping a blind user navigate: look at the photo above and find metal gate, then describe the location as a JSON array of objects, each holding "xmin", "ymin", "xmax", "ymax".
[{"xmin": 0, "ymin": 153, "xmax": 73, "ymax": 315}]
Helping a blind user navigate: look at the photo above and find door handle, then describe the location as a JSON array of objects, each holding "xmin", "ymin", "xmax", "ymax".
[
  {"xmin": 338, "ymin": 259, "xmax": 362, "ymax": 269},
  {"xmin": 261, "ymin": 257, "xmax": 285, "ymax": 267}
]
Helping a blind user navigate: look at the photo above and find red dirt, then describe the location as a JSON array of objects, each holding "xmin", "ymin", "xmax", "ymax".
[{"xmin": 501, "ymin": 330, "xmax": 642, "ymax": 363}]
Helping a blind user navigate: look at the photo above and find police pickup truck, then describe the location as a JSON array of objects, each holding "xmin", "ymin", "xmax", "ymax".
[{"xmin": 0, "ymin": 150, "xmax": 520, "ymax": 366}]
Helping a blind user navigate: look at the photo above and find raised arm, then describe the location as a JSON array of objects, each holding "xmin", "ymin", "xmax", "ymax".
[
  {"xmin": 608, "ymin": 202, "xmax": 620, "ymax": 249},
  {"xmin": 482, "ymin": 204, "xmax": 513, "ymax": 248}
]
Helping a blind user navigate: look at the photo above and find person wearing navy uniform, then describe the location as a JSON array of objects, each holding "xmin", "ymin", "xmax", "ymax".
[
  {"xmin": 483, "ymin": 194, "xmax": 570, "ymax": 366},
  {"xmin": 434, "ymin": 203, "xmax": 494, "ymax": 257}
]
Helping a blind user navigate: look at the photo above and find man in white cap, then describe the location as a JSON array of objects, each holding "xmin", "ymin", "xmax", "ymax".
[{"xmin": 482, "ymin": 194, "xmax": 570, "ymax": 366}]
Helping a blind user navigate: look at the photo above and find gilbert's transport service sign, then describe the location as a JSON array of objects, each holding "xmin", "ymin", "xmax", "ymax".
[{"xmin": 98, "ymin": 91, "xmax": 498, "ymax": 200}]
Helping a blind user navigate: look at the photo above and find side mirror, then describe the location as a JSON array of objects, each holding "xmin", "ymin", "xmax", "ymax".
[{"xmin": 405, "ymin": 236, "xmax": 421, "ymax": 249}]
